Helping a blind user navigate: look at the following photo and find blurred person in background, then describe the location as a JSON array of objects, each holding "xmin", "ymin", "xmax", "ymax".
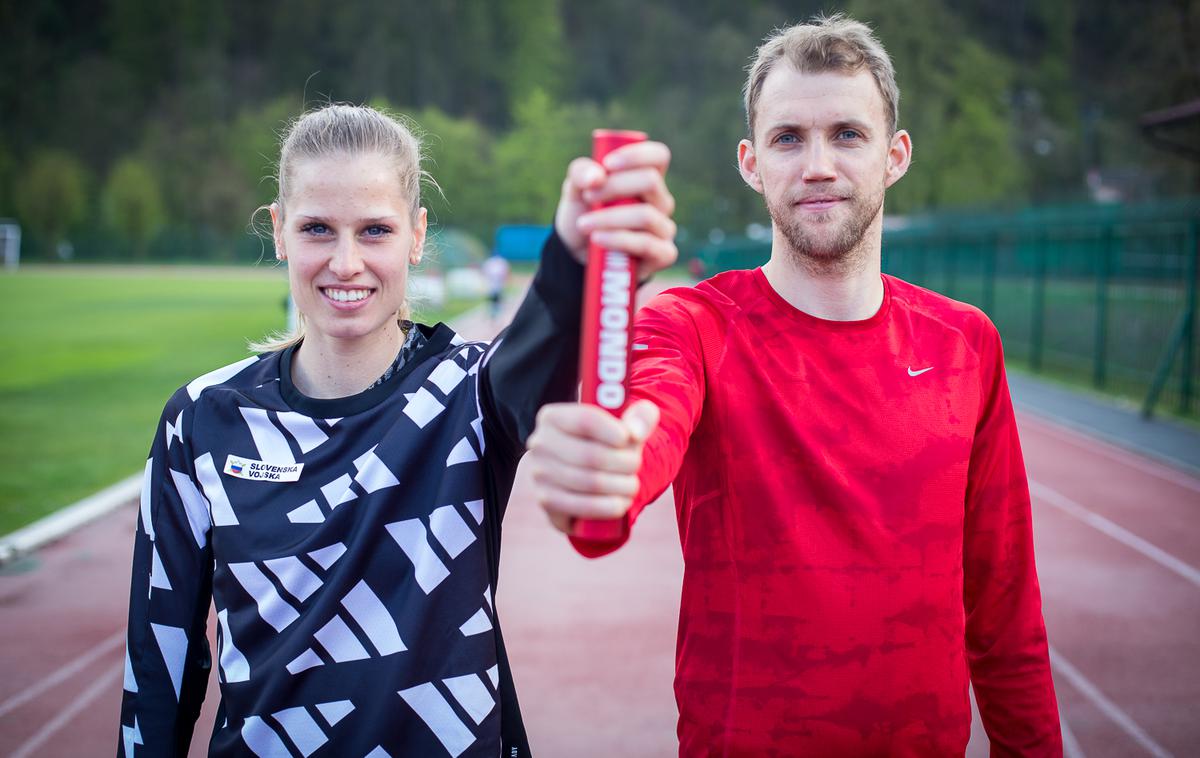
[
  {"xmin": 117, "ymin": 103, "xmax": 675, "ymax": 757},
  {"xmin": 482, "ymin": 251, "xmax": 511, "ymax": 321},
  {"xmin": 525, "ymin": 15, "xmax": 1061, "ymax": 757}
]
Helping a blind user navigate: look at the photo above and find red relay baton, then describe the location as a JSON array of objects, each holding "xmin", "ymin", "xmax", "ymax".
[{"xmin": 573, "ymin": 129, "xmax": 647, "ymax": 543}]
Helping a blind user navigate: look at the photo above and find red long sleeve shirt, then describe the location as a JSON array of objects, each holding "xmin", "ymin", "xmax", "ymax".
[{"xmin": 575, "ymin": 269, "xmax": 1061, "ymax": 756}]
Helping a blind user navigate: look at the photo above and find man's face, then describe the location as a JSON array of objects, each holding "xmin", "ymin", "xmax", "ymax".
[{"xmin": 738, "ymin": 66, "xmax": 910, "ymax": 272}]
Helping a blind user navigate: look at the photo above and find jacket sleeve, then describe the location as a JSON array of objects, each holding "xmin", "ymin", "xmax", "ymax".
[
  {"xmin": 962, "ymin": 321, "xmax": 1062, "ymax": 756},
  {"xmin": 478, "ymin": 231, "xmax": 585, "ymax": 479},
  {"xmin": 570, "ymin": 290, "xmax": 710, "ymax": 557},
  {"xmin": 118, "ymin": 390, "xmax": 214, "ymax": 757}
]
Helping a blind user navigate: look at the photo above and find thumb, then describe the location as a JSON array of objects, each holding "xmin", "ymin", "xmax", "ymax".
[{"xmin": 621, "ymin": 399, "xmax": 660, "ymax": 444}]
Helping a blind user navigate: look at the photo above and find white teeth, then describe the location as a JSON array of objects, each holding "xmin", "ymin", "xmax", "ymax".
[{"xmin": 324, "ymin": 288, "xmax": 369, "ymax": 302}]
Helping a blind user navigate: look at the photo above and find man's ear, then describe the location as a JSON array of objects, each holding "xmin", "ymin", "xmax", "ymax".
[
  {"xmin": 884, "ymin": 129, "xmax": 912, "ymax": 189},
  {"xmin": 737, "ymin": 139, "xmax": 765, "ymax": 195}
]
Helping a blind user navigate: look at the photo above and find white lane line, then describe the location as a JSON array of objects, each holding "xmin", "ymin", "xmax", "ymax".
[
  {"xmin": 10, "ymin": 663, "xmax": 122, "ymax": 758},
  {"xmin": 1030, "ymin": 480, "xmax": 1200, "ymax": 589},
  {"xmin": 0, "ymin": 629, "xmax": 124, "ymax": 719},
  {"xmin": 1050, "ymin": 646, "xmax": 1173, "ymax": 758},
  {"xmin": 1019, "ymin": 414, "xmax": 1200, "ymax": 494},
  {"xmin": 1061, "ymin": 710, "xmax": 1086, "ymax": 758}
]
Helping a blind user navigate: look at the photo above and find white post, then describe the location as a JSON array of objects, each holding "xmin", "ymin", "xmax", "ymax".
[{"xmin": 0, "ymin": 222, "xmax": 19, "ymax": 271}]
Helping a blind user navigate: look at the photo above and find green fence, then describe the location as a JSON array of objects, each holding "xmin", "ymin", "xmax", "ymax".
[{"xmin": 698, "ymin": 198, "xmax": 1200, "ymax": 418}]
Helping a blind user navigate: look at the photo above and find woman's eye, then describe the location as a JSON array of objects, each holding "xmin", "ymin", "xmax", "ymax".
[
  {"xmin": 300, "ymin": 223, "xmax": 329, "ymax": 235},
  {"xmin": 363, "ymin": 225, "xmax": 392, "ymax": 238}
]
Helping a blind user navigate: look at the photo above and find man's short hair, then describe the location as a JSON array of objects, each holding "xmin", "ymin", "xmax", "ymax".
[{"xmin": 743, "ymin": 14, "xmax": 899, "ymax": 138}]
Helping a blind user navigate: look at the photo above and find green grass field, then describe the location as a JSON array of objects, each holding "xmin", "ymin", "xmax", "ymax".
[{"xmin": 0, "ymin": 267, "xmax": 477, "ymax": 535}]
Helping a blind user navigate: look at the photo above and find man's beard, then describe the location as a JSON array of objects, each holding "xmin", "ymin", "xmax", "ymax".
[{"xmin": 765, "ymin": 185, "xmax": 883, "ymax": 275}]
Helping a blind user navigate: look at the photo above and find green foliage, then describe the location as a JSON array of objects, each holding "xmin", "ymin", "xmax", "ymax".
[
  {"xmin": 853, "ymin": 0, "xmax": 1025, "ymax": 213},
  {"xmin": 101, "ymin": 158, "xmax": 166, "ymax": 259},
  {"xmin": 496, "ymin": 0, "xmax": 568, "ymax": 106},
  {"xmin": 227, "ymin": 97, "xmax": 298, "ymax": 209},
  {"xmin": 16, "ymin": 150, "xmax": 89, "ymax": 254},
  {"xmin": 0, "ymin": 142, "xmax": 15, "ymax": 217},
  {"xmin": 408, "ymin": 105, "xmax": 496, "ymax": 240},
  {"xmin": 493, "ymin": 89, "xmax": 597, "ymax": 224},
  {"xmin": 3, "ymin": 0, "xmax": 1196, "ymax": 260}
]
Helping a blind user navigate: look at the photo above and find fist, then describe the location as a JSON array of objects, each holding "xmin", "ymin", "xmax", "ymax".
[
  {"xmin": 553, "ymin": 141, "xmax": 677, "ymax": 282},
  {"xmin": 525, "ymin": 400, "xmax": 660, "ymax": 536}
]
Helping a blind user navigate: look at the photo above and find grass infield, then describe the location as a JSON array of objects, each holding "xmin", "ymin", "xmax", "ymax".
[{"xmin": 0, "ymin": 266, "xmax": 475, "ymax": 535}]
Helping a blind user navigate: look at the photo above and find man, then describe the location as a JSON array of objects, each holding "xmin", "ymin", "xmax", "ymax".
[{"xmin": 525, "ymin": 14, "xmax": 1062, "ymax": 757}]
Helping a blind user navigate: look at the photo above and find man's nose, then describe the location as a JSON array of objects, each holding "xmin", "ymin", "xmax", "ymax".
[{"xmin": 800, "ymin": 141, "xmax": 837, "ymax": 183}]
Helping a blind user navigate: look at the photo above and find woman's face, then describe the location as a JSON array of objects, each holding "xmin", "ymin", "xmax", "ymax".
[{"xmin": 273, "ymin": 153, "xmax": 426, "ymax": 353}]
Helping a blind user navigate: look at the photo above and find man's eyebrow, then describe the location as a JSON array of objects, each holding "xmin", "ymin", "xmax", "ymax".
[
  {"xmin": 764, "ymin": 118, "xmax": 875, "ymax": 134},
  {"xmin": 833, "ymin": 119, "xmax": 873, "ymax": 133},
  {"xmin": 765, "ymin": 122, "xmax": 803, "ymax": 133}
]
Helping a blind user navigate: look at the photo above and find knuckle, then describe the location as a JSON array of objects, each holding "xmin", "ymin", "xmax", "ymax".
[
  {"xmin": 589, "ymin": 471, "xmax": 610, "ymax": 492},
  {"xmin": 607, "ymin": 497, "xmax": 630, "ymax": 518}
]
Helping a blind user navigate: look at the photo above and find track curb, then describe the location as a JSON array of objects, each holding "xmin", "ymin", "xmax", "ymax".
[{"xmin": 0, "ymin": 472, "xmax": 141, "ymax": 566}]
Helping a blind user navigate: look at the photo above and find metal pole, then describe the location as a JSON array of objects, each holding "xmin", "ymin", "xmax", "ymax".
[
  {"xmin": 982, "ymin": 233, "xmax": 997, "ymax": 316},
  {"xmin": 1031, "ymin": 233, "xmax": 1047, "ymax": 371},
  {"xmin": 914, "ymin": 238, "xmax": 926, "ymax": 288},
  {"xmin": 945, "ymin": 235, "xmax": 957, "ymax": 299},
  {"xmin": 1093, "ymin": 226, "xmax": 1112, "ymax": 388},
  {"xmin": 1179, "ymin": 221, "xmax": 1198, "ymax": 414}
]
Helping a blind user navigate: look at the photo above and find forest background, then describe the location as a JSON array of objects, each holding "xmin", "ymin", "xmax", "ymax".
[{"xmin": 3, "ymin": 0, "xmax": 1198, "ymax": 263}]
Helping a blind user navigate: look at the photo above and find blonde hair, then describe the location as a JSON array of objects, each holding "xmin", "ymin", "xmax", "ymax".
[
  {"xmin": 743, "ymin": 14, "xmax": 899, "ymax": 138},
  {"xmin": 252, "ymin": 103, "xmax": 432, "ymax": 353}
]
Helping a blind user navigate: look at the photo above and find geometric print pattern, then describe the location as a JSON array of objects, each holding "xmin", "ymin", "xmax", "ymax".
[
  {"xmin": 404, "ymin": 345, "xmax": 484, "ymax": 431},
  {"xmin": 398, "ymin": 664, "xmax": 501, "ymax": 758},
  {"xmin": 286, "ymin": 445, "xmax": 401, "ymax": 525},
  {"xmin": 240, "ymin": 699, "xmax": 356, "ymax": 757},
  {"xmin": 385, "ymin": 500, "xmax": 483, "ymax": 596},
  {"xmin": 285, "ymin": 577, "xmax": 407, "ymax": 676},
  {"xmin": 215, "ymin": 538, "xmax": 414, "ymax": 679}
]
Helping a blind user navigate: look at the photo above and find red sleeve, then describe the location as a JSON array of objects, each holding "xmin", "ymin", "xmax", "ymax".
[
  {"xmin": 570, "ymin": 291, "xmax": 709, "ymax": 557},
  {"xmin": 962, "ymin": 320, "xmax": 1062, "ymax": 755}
]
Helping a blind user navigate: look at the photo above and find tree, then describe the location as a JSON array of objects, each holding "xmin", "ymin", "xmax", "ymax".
[
  {"xmin": 16, "ymin": 150, "xmax": 89, "ymax": 257},
  {"xmin": 492, "ymin": 89, "xmax": 601, "ymax": 224},
  {"xmin": 101, "ymin": 157, "xmax": 166, "ymax": 260},
  {"xmin": 496, "ymin": 0, "xmax": 568, "ymax": 110},
  {"xmin": 408, "ymin": 105, "xmax": 497, "ymax": 241},
  {"xmin": 852, "ymin": 0, "xmax": 1026, "ymax": 212}
]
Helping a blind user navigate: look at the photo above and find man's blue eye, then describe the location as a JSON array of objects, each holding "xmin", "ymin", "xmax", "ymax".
[
  {"xmin": 837, "ymin": 130, "xmax": 861, "ymax": 140},
  {"xmin": 777, "ymin": 134, "xmax": 799, "ymax": 144}
]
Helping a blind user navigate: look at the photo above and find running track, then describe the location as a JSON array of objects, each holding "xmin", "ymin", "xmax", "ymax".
[{"xmin": 1, "ymin": 311, "xmax": 1197, "ymax": 755}]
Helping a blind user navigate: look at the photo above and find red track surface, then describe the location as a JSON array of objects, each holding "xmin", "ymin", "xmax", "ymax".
[{"xmin": 2, "ymin": 337, "xmax": 1197, "ymax": 756}]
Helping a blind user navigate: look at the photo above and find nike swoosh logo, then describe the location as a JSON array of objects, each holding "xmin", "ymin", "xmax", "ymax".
[{"xmin": 907, "ymin": 366, "xmax": 934, "ymax": 376}]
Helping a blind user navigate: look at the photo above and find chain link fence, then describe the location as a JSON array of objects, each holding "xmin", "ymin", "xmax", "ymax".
[{"xmin": 697, "ymin": 198, "xmax": 1200, "ymax": 418}]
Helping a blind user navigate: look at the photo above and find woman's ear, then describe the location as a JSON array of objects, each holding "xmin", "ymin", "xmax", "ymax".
[
  {"xmin": 270, "ymin": 202, "xmax": 286, "ymax": 261},
  {"xmin": 410, "ymin": 207, "xmax": 428, "ymax": 266}
]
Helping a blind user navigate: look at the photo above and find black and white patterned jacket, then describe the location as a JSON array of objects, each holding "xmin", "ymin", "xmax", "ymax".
[{"xmin": 119, "ymin": 235, "xmax": 582, "ymax": 758}]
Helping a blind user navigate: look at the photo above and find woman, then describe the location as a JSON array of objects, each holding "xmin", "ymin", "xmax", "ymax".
[{"xmin": 118, "ymin": 104, "xmax": 675, "ymax": 757}]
